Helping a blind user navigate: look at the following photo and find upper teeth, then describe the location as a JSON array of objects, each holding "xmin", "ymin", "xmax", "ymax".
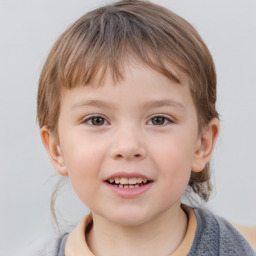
[{"xmin": 109, "ymin": 177, "xmax": 148, "ymax": 185}]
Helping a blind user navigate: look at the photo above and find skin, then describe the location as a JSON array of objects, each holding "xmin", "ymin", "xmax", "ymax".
[{"xmin": 41, "ymin": 62, "xmax": 219, "ymax": 256}]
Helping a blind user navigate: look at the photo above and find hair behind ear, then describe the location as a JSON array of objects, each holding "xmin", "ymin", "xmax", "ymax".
[
  {"xmin": 40, "ymin": 126, "xmax": 68, "ymax": 176},
  {"xmin": 189, "ymin": 118, "xmax": 219, "ymax": 201}
]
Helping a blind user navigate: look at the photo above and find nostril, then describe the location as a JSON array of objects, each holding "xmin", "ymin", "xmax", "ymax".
[
  {"xmin": 114, "ymin": 153, "xmax": 143, "ymax": 160},
  {"xmin": 116, "ymin": 153, "xmax": 141, "ymax": 158},
  {"xmin": 111, "ymin": 145, "xmax": 146, "ymax": 160}
]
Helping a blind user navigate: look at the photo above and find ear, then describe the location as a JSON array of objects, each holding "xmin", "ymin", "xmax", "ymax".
[
  {"xmin": 192, "ymin": 118, "xmax": 219, "ymax": 172},
  {"xmin": 40, "ymin": 126, "xmax": 68, "ymax": 176}
]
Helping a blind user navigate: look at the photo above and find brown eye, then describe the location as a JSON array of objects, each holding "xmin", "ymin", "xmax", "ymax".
[
  {"xmin": 152, "ymin": 116, "xmax": 165, "ymax": 125},
  {"xmin": 87, "ymin": 116, "xmax": 107, "ymax": 126},
  {"xmin": 149, "ymin": 116, "xmax": 170, "ymax": 125}
]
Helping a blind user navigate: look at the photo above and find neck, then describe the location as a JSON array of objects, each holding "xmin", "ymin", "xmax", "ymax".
[{"xmin": 87, "ymin": 204, "xmax": 188, "ymax": 256}]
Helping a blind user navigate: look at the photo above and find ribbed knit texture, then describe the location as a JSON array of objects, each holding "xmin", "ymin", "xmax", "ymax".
[
  {"xmin": 188, "ymin": 208, "xmax": 255, "ymax": 256},
  {"xmin": 38, "ymin": 207, "xmax": 256, "ymax": 255}
]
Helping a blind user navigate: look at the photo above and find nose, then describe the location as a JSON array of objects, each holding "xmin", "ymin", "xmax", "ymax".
[{"xmin": 110, "ymin": 125, "xmax": 146, "ymax": 160}]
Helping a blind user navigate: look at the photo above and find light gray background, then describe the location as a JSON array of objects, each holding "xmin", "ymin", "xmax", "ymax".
[{"xmin": 1, "ymin": 0, "xmax": 255, "ymax": 255}]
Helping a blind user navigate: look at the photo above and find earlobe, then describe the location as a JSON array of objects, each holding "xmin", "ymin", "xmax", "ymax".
[
  {"xmin": 40, "ymin": 126, "xmax": 68, "ymax": 176},
  {"xmin": 192, "ymin": 118, "xmax": 219, "ymax": 172}
]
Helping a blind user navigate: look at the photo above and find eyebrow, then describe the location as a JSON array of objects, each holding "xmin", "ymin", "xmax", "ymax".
[
  {"xmin": 142, "ymin": 99, "xmax": 185, "ymax": 111},
  {"xmin": 72, "ymin": 99, "xmax": 185, "ymax": 111},
  {"xmin": 72, "ymin": 100, "xmax": 116, "ymax": 110}
]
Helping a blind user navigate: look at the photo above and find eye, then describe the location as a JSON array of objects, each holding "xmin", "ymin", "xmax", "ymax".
[
  {"xmin": 148, "ymin": 116, "xmax": 172, "ymax": 125},
  {"xmin": 84, "ymin": 116, "xmax": 108, "ymax": 126}
]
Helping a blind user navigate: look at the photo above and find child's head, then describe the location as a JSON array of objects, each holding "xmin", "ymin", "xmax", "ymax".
[{"xmin": 37, "ymin": 0, "xmax": 219, "ymax": 212}]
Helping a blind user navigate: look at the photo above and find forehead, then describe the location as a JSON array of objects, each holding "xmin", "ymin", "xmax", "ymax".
[{"xmin": 59, "ymin": 62, "xmax": 193, "ymax": 111}]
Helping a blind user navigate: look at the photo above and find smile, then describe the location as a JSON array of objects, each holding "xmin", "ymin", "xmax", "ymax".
[{"xmin": 106, "ymin": 177, "xmax": 151, "ymax": 189}]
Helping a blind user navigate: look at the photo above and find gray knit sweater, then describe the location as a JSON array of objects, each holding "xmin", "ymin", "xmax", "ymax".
[{"xmin": 38, "ymin": 208, "xmax": 255, "ymax": 256}]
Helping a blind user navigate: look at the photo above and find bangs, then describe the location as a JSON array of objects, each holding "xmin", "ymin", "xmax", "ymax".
[
  {"xmin": 61, "ymin": 42, "xmax": 182, "ymax": 89},
  {"xmin": 51, "ymin": 5, "xmax": 195, "ymax": 89}
]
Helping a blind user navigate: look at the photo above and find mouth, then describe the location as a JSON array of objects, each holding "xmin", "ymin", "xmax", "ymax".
[{"xmin": 106, "ymin": 177, "xmax": 152, "ymax": 189}]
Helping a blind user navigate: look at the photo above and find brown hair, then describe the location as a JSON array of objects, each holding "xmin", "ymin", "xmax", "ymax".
[{"xmin": 38, "ymin": 0, "xmax": 218, "ymax": 204}]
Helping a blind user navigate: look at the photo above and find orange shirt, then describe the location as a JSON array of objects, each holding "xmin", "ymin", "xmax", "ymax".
[{"xmin": 64, "ymin": 205, "xmax": 197, "ymax": 256}]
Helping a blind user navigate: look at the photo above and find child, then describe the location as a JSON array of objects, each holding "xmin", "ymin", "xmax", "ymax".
[{"xmin": 37, "ymin": 0, "xmax": 255, "ymax": 255}]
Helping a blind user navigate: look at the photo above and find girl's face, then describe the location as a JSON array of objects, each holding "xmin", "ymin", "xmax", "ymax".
[{"xmin": 53, "ymin": 62, "xmax": 205, "ymax": 226}]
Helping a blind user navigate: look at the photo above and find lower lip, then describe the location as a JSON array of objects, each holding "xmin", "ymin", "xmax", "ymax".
[{"xmin": 104, "ymin": 182, "xmax": 153, "ymax": 198}]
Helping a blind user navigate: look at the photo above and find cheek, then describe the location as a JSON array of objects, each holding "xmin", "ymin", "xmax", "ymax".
[
  {"xmin": 60, "ymin": 132, "xmax": 107, "ymax": 200},
  {"xmin": 150, "ymin": 134, "xmax": 196, "ymax": 194},
  {"xmin": 152, "ymin": 134, "xmax": 196, "ymax": 172},
  {"xmin": 62, "ymin": 130, "xmax": 106, "ymax": 169}
]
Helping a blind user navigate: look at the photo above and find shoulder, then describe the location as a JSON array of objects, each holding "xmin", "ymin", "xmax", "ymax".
[
  {"xmin": 189, "ymin": 207, "xmax": 255, "ymax": 256},
  {"xmin": 20, "ymin": 234, "xmax": 69, "ymax": 256}
]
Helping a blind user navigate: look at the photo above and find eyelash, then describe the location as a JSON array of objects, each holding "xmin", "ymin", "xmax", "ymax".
[
  {"xmin": 147, "ymin": 115, "xmax": 173, "ymax": 126},
  {"xmin": 83, "ymin": 116, "xmax": 109, "ymax": 126},
  {"xmin": 83, "ymin": 115, "xmax": 173, "ymax": 126}
]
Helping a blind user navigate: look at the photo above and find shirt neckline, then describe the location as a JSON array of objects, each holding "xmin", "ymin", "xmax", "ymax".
[{"xmin": 64, "ymin": 204, "xmax": 197, "ymax": 256}]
